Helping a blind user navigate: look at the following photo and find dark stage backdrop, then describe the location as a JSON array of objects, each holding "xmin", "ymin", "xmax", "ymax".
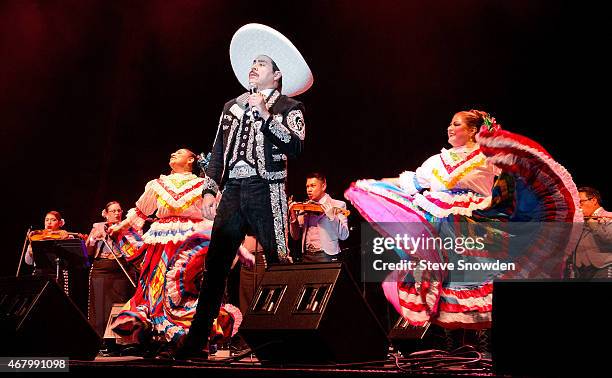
[{"xmin": 1, "ymin": 1, "xmax": 607, "ymax": 278}]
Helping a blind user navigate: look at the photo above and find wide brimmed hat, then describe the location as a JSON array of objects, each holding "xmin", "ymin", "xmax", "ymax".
[{"xmin": 230, "ymin": 23, "xmax": 313, "ymax": 97}]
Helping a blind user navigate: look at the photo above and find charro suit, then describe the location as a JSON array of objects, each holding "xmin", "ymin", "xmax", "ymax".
[
  {"xmin": 187, "ymin": 88, "xmax": 305, "ymax": 351},
  {"xmin": 202, "ymin": 89, "xmax": 305, "ymax": 261},
  {"xmin": 86, "ymin": 222, "xmax": 136, "ymax": 336}
]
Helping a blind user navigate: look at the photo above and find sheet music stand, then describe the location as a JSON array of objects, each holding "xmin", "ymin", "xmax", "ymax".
[{"xmin": 31, "ymin": 239, "xmax": 90, "ymax": 282}]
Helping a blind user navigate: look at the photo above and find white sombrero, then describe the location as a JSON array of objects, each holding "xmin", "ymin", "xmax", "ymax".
[{"xmin": 230, "ymin": 23, "xmax": 313, "ymax": 97}]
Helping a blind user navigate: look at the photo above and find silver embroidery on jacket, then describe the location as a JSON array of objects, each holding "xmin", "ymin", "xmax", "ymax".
[
  {"xmin": 202, "ymin": 176, "xmax": 219, "ymax": 195},
  {"xmin": 287, "ymin": 109, "xmax": 305, "ymax": 140},
  {"xmin": 246, "ymin": 119, "xmax": 258, "ymax": 165},
  {"xmin": 255, "ymin": 132, "xmax": 287, "ymax": 180},
  {"xmin": 229, "ymin": 119, "xmax": 244, "ymax": 167},
  {"xmin": 225, "ymin": 118, "xmax": 240, "ymax": 168},
  {"xmin": 266, "ymin": 91, "xmax": 280, "ymax": 109},
  {"xmin": 218, "ymin": 91, "xmax": 287, "ymax": 184},
  {"xmin": 222, "ymin": 114, "xmax": 232, "ymax": 130},
  {"xmin": 229, "ymin": 104, "xmax": 244, "ymax": 120},
  {"xmin": 229, "ymin": 164, "xmax": 257, "ymax": 179},
  {"xmin": 236, "ymin": 92, "xmax": 249, "ymax": 108},
  {"xmin": 211, "ymin": 112, "xmax": 228, "ymax": 183},
  {"xmin": 268, "ymin": 118, "xmax": 291, "ymax": 143},
  {"xmin": 270, "ymin": 182, "xmax": 288, "ymax": 258}
]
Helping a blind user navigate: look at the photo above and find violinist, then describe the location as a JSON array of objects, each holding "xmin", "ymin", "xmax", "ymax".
[
  {"xmin": 87, "ymin": 201, "xmax": 138, "ymax": 338},
  {"xmin": 289, "ymin": 172, "xmax": 349, "ymax": 262},
  {"xmin": 25, "ymin": 210, "xmax": 90, "ymax": 311},
  {"xmin": 25, "ymin": 210, "xmax": 70, "ymax": 266}
]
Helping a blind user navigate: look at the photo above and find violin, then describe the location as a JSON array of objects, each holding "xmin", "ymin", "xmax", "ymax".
[
  {"xmin": 585, "ymin": 215, "xmax": 612, "ymax": 220},
  {"xmin": 28, "ymin": 229, "xmax": 88, "ymax": 241},
  {"xmin": 289, "ymin": 201, "xmax": 350, "ymax": 217},
  {"xmin": 584, "ymin": 215, "xmax": 612, "ymax": 224}
]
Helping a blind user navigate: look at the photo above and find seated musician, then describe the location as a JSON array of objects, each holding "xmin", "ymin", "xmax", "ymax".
[
  {"xmin": 289, "ymin": 172, "xmax": 349, "ymax": 262},
  {"xmin": 87, "ymin": 201, "xmax": 138, "ymax": 339}
]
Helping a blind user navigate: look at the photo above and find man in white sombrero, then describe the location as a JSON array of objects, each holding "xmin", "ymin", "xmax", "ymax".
[{"xmin": 177, "ymin": 23, "xmax": 313, "ymax": 359}]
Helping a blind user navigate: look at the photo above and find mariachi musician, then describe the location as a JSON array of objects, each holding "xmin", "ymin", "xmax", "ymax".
[
  {"xmin": 573, "ymin": 187, "xmax": 612, "ymax": 279},
  {"xmin": 289, "ymin": 172, "xmax": 350, "ymax": 262},
  {"xmin": 86, "ymin": 201, "xmax": 138, "ymax": 338},
  {"xmin": 24, "ymin": 210, "xmax": 89, "ymax": 312},
  {"xmin": 25, "ymin": 210, "xmax": 82, "ymax": 266}
]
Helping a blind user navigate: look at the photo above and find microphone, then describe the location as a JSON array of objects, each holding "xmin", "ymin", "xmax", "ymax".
[{"xmin": 248, "ymin": 83, "xmax": 260, "ymax": 119}]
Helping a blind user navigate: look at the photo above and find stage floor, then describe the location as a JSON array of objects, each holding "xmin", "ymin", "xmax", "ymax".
[{"xmin": 67, "ymin": 349, "xmax": 497, "ymax": 377}]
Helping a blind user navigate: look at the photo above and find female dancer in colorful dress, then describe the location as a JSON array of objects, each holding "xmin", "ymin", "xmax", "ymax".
[
  {"xmin": 345, "ymin": 110, "xmax": 581, "ymax": 344},
  {"xmin": 109, "ymin": 148, "xmax": 244, "ymax": 352}
]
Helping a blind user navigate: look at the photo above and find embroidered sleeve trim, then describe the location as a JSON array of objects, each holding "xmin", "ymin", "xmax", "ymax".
[
  {"xmin": 202, "ymin": 175, "xmax": 219, "ymax": 196},
  {"xmin": 286, "ymin": 109, "xmax": 305, "ymax": 140},
  {"xmin": 268, "ymin": 118, "xmax": 291, "ymax": 143}
]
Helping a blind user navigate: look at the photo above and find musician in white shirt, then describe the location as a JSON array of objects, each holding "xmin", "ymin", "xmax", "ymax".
[
  {"xmin": 574, "ymin": 186, "xmax": 612, "ymax": 278},
  {"xmin": 289, "ymin": 172, "xmax": 349, "ymax": 262}
]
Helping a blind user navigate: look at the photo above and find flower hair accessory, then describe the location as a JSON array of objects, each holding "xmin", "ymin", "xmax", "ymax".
[{"xmin": 480, "ymin": 113, "xmax": 502, "ymax": 135}]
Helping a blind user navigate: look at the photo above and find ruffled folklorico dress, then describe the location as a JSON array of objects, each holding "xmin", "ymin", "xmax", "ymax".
[
  {"xmin": 112, "ymin": 172, "xmax": 241, "ymax": 345},
  {"xmin": 345, "ymin": 120, "xmax": 582, "ymax": 329}
]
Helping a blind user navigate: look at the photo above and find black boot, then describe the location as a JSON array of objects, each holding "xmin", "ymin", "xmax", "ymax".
[
  {"xmin": 475, "ymin": 329, "xmax": 491, "ymax": 358},
  {"xmin": 174, "ymin": 336, "xmax": 209, "ymax": 361},
  {"xmin": 443, "ymin": 328, "xmax": 465, "ymax": 352}
]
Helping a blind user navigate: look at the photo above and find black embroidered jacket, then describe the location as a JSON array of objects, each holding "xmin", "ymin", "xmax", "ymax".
[{"xmin": 202, "ymin": 89, "xmax": 305, "ymax": 196}]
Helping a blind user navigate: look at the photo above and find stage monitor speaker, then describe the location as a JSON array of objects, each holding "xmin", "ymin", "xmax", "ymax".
[
  {"xmin": 239, "ymin": 262, "xmax": 389, "ymax": 364},
  {"xmin": 388, "ymin": 317, "xmax": 430, "ymax": 355},
  {"xmin": 103, "ymin": 302, "xmax": 129, "ymax": 345},
  {"xmin": 0, "ymin": 276, "xmax": 102, "ymax": 360},
  {"xmin": 492, "ymin": 280, "xmax": 612, "ymax": 375}
]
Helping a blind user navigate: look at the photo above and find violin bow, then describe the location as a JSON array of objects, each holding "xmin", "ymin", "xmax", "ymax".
[{"xmin": 16, "ymin": 226, "xmax": 32, "ymax": 277}]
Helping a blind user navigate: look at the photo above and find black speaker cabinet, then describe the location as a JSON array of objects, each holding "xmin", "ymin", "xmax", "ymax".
[
  {"xmin": 388, "ymin": 316, "xmax": 430, "ymax": 355},
  {"xmin": 103, "ymin": 302, "xmax": 129, "ymax": 346},
  {"xmin": 492, "ymin": 280, "xmax": 612, "ymax": 375},
  {"xmin": 239, "ymin": 262, "xmax": 389, "ymax": 364},
  {"xmin": 0, "ymin": 276, "xmax": 102, "ymax": 360}
]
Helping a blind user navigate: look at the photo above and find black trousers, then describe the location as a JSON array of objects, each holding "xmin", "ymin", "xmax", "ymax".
[
  {"xmin": 184, "ymin": 177, "xmax": 288, "ymax": 351},
  {"xmin": 88, "ymin": 258, "xmax": 137, "ymax": 337},
  {"xmin": 576, "ymin": 265, "xmax": 612, "ymax": 279}
]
